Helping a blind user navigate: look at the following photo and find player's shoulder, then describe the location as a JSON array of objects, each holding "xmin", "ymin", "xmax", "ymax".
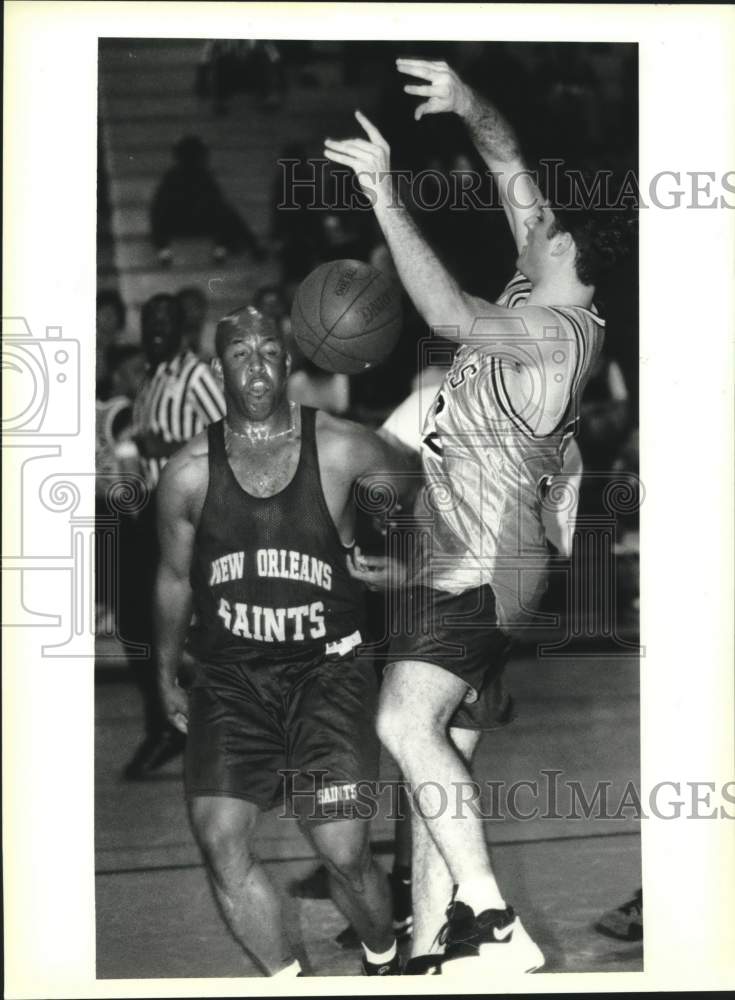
[
  {"xmin": 314, "ymin": 409, "xmax": 384, "ymax": 467},
  {"xmin": 513, "ymin": 298, "xmax": 605, "ymax": 339},
  {"xmin": 158, "ymin": 428, "xmax": 211, "ymax": 496},
  {"xmin": 315, "ymin": 408, "xmax": 377, "ymax": 447}
]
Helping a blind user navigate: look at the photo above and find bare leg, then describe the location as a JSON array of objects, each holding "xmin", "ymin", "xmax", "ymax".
[
  {"xmin": 306, "ymin": 817, "xmax": 394, "ymax": 953},
  {"xmin": 377, "ymin": 661, "xmax": 505, "ymax": 894},
  {"xmin": 410, "ymin": 726, "xmax": 481, "ymax": 956},
  {"xmin": 188, "ymin": 796, "xmax": 294, "ymax": 975}
]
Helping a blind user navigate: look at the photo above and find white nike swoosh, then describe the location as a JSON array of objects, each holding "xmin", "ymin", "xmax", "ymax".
[{"xmin": 493, "ymin": 923, "xmax": 514, "ymax": 942}]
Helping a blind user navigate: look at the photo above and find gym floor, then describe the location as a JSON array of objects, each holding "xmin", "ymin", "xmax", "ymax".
[{"xmin": 95, "ymin": 645, "xmax": 642, "ymax": 979}]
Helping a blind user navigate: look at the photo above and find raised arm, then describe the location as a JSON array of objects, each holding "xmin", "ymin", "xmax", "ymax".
[
  {"xmin": 324, "ymin": 112, "xmax": 552, "ymax": 362},
  {"xmin": 396, "ymin": 57, "xmax": 543, "ymax": 252},
  {"xmin": 154, "ymin": 453, "xmax": 201, "ymax": 733}
]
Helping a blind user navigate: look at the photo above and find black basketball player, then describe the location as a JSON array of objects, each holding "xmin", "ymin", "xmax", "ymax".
[{"xmin": 154, "ymin": 305, "xmax": 414, "ymax": 977}]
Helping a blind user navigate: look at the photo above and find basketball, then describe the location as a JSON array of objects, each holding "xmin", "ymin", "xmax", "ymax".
[{"xmin": 291, "ymin": 259, "xmax": 402, "ymax": 374}]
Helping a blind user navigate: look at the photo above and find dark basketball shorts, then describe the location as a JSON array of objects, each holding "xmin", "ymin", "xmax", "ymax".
[
  {"xmin": 185, "ymin": 645, "xmax": 380, "ymax": 824},
  {"xmin": 385, "ymin": 583, "xmax": 515, "ymax": 732}
]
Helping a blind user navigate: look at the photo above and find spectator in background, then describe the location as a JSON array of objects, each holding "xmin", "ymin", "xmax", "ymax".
[
  {"xmin": 612, "ymin": 425, "xmax": 640, "ymax": 622},
  {"xmin": 96, "ymin": 289, "xmax": 129, "ymax": 397},
  {"xmin": 577, "ymin": 350, "xmax": 631, "ymax": 480},
  {"xmin": 95, "ymin": 344, "xmax": 146, "ymax": 635},
  {"xmin": 150, "ymin": 136, "xmax": 266, "ymax": 267},
  {"xmin": 288, "ymin": 358, "xmax": 351, "ymax": 416},
  {"xmin": 272, "ymin": 142, "xmax": 324, "ymax": 284},
  {"xmin": 176, "ymin": 285, "xmax": 209, "ymax": 357},
  {"xmin": 253, "ymin": 284, "xmax": 291, "ymax": 338},
  {"xmin": 120, "ymin": 294, "xmax": 226, "ymax": 781},
  {"xmin": 96, "ymin": 345, "xmax": 147, "ymax": 486},
  {"xmin": 196, "ymin": 40, "xmax": 286, "ymax": 114}
]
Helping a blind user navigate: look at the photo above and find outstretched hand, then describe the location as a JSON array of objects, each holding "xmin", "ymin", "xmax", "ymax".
[
  {"xmin": 396, "ymin": 58, "xmax": 471, "ymax": 121},
  {"xmin": 324, "ymin": 110, "xmax": 392, "ymax": 203}
]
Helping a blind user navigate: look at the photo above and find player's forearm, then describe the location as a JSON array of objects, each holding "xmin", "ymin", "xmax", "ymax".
[
  {"xmin": 154, "ymin": 569, "xmax": 193, "ymax": 686},
  {"xmin": 373, "ymin": 192, "xmax": 509, "ymax": 339},
  {"xmin": 460, "ymin": 86, "xmax": 523, "ymax": 170},
  {"xmin": 373, "ymin": 193, "xmax": 471, "ymax": 336}
]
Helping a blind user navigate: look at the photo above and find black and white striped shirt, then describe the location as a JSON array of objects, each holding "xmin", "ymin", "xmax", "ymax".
[{"xmin": 133, "ymin": 350, "xmax": 225, "ymax": 488}]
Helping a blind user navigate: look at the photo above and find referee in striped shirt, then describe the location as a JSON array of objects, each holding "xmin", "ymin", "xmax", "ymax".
[
  {"xmin": 122, "ymin": 292, "xmax": 225, "ymax": 780},
  {"xmin": 133, "ymin": 293, "xmax": 225, "ymax": 490}
]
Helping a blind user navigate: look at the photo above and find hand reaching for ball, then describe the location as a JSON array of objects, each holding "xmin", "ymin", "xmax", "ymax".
[
  {"xmin": 324, "ymin": 110, "xmax": 393, "ymax": 206},
  {"xmin": 396, "ymin": 58, "xmax": 471, "ymax": 121}
]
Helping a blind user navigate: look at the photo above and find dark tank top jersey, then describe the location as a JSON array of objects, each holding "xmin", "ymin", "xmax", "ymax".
[{"xmin": 188, "ymin": 407, "xmax": 366, "ymax": 663}]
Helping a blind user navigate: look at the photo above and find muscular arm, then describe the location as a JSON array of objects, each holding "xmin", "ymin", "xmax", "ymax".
[
  {"xmin": 351, "ymin": 420, "xmax": 422, "ymax": 511},
  {"xmin": 344, "ymin": 422, "xmax": 421, "ymax": 592},
  {"xmin": 154, "ymin": 450, "xmax": 202, "ymax": 730}
]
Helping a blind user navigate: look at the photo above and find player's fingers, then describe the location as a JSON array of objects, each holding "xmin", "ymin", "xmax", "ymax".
[
  {"xmin": 395, "ymin": 57, "xmax": 445, "ymax": 81},
  {"xmin": 346, "ymin": 548, "xmax": 369, "ymax": 575},
  {"xmin": 325, "ymin": 138, "xmax": 380, "ymax": 158},
  {"xmin": 323, "ymin": 148, "xmax": 361, "ymax": 170},
  {"xmin": 414, "ymin": 98, "xmax": 434, "ymax": 121},
  {"xmin": 403, "ymin": 83, "xmax": 436, "ymax": 97},
  {"xmin": 355, "ymin": 110, "xmax": 388, "ymax": 148},
  {"xmin": 171, "ymin": 712, "xmax": 188, "ymax": 734}
]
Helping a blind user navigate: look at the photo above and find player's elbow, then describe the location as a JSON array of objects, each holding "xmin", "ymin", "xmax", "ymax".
[{"xmin": 422, "ymin": 290, "xmax": 477, "ymax": 342}]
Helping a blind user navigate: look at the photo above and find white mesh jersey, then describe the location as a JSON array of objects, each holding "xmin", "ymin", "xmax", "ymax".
[{"xmin": 416, "ymin": 271, "xmax": 605, "ymax": 627}]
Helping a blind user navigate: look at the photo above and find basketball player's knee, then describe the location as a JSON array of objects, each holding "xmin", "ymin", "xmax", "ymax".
[
  {"xmin": 375, "ymin": 698, "xmax": 407, "ymax": 758},
  {"xmin": 377, "ymin": 697, "xmax": 445, "ymax": 761},
  {"xmin": 190, "ymin": 801, "xmax": 255, "ymax": 872},
  {"xmin": 317, "ymin": 828, "xmax": 371, "ymax": 893}
]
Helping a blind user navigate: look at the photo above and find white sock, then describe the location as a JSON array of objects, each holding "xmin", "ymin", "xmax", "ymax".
[
  {"xmin": 362, "ymin": 939, "xmax": 397, "ymax": 965},
  {"xmin": 272, "ymin": 959, "xmax": 301, "ymax": 978},
  {"xmin": 455, "ymin": 877, "xmax": 507, "ymax": 916}
]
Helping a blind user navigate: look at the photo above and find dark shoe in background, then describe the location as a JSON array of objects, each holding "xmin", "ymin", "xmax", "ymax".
[
  {"xmin": 595, "ymin": 889, "xmax": 643, "ymax": 941},
  {"xmin": 122, "ymin": 727, "xmax": 186, "ymax": 781}
]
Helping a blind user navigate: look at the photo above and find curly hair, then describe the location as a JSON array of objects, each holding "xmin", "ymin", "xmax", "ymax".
[
  {"xmin": 549, "ymin": 208, "xmax": 636, "ymax": 287},
  {"xmin": 541, "ymin": 165, "xmax": 638, "ymax": 287}
]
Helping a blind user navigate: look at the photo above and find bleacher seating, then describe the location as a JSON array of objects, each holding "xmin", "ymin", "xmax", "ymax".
[{"xmin": 97, "ymin": 38, "xmax": 378, "ymax": 339}]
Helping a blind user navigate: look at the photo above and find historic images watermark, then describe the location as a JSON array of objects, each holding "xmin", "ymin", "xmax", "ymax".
[
  {"xmin": 1, "ymin": 316, "xmax": 148, "ymax": 657},
  {"xmin": 277, "ymin": 157, "xmax": 735, "ymax": 213},
  {"xmin": 277, "ymin": 770, "xmax": 735, "ymax": 823}
]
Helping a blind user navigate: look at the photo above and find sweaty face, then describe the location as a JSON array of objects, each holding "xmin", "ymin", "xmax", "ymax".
[
  {"xmin": 516, "ymin": 203, "xmax": 555, "ymax": 281},
  {"xmin": 217, "ymin": 318, "xmax": 290, "ymax": 420}
]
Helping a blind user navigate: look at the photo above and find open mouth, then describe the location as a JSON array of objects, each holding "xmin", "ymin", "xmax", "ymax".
[{"xmin": 247, "ymin": 378, "xmax": 270, "ymax": 397}]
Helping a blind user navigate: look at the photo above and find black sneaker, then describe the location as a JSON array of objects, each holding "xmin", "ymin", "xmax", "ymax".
[
  {"xmin": 389, "ymin": 871, "xmax": 413, "ymax": 939},
  {"xmin": 362, "ymin": 952, "xmax": 402, "ymax": 976},
  {"xmin": 595, "ymin": 889, "xmax": 643, "ymax": 941},
  {"xmin": 437, "ymin": 894, "xmax": 545, "ymax": 973},
  {"xmin": 404, "ymin": 954, "xmax": 443, "ymax": 975}
]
